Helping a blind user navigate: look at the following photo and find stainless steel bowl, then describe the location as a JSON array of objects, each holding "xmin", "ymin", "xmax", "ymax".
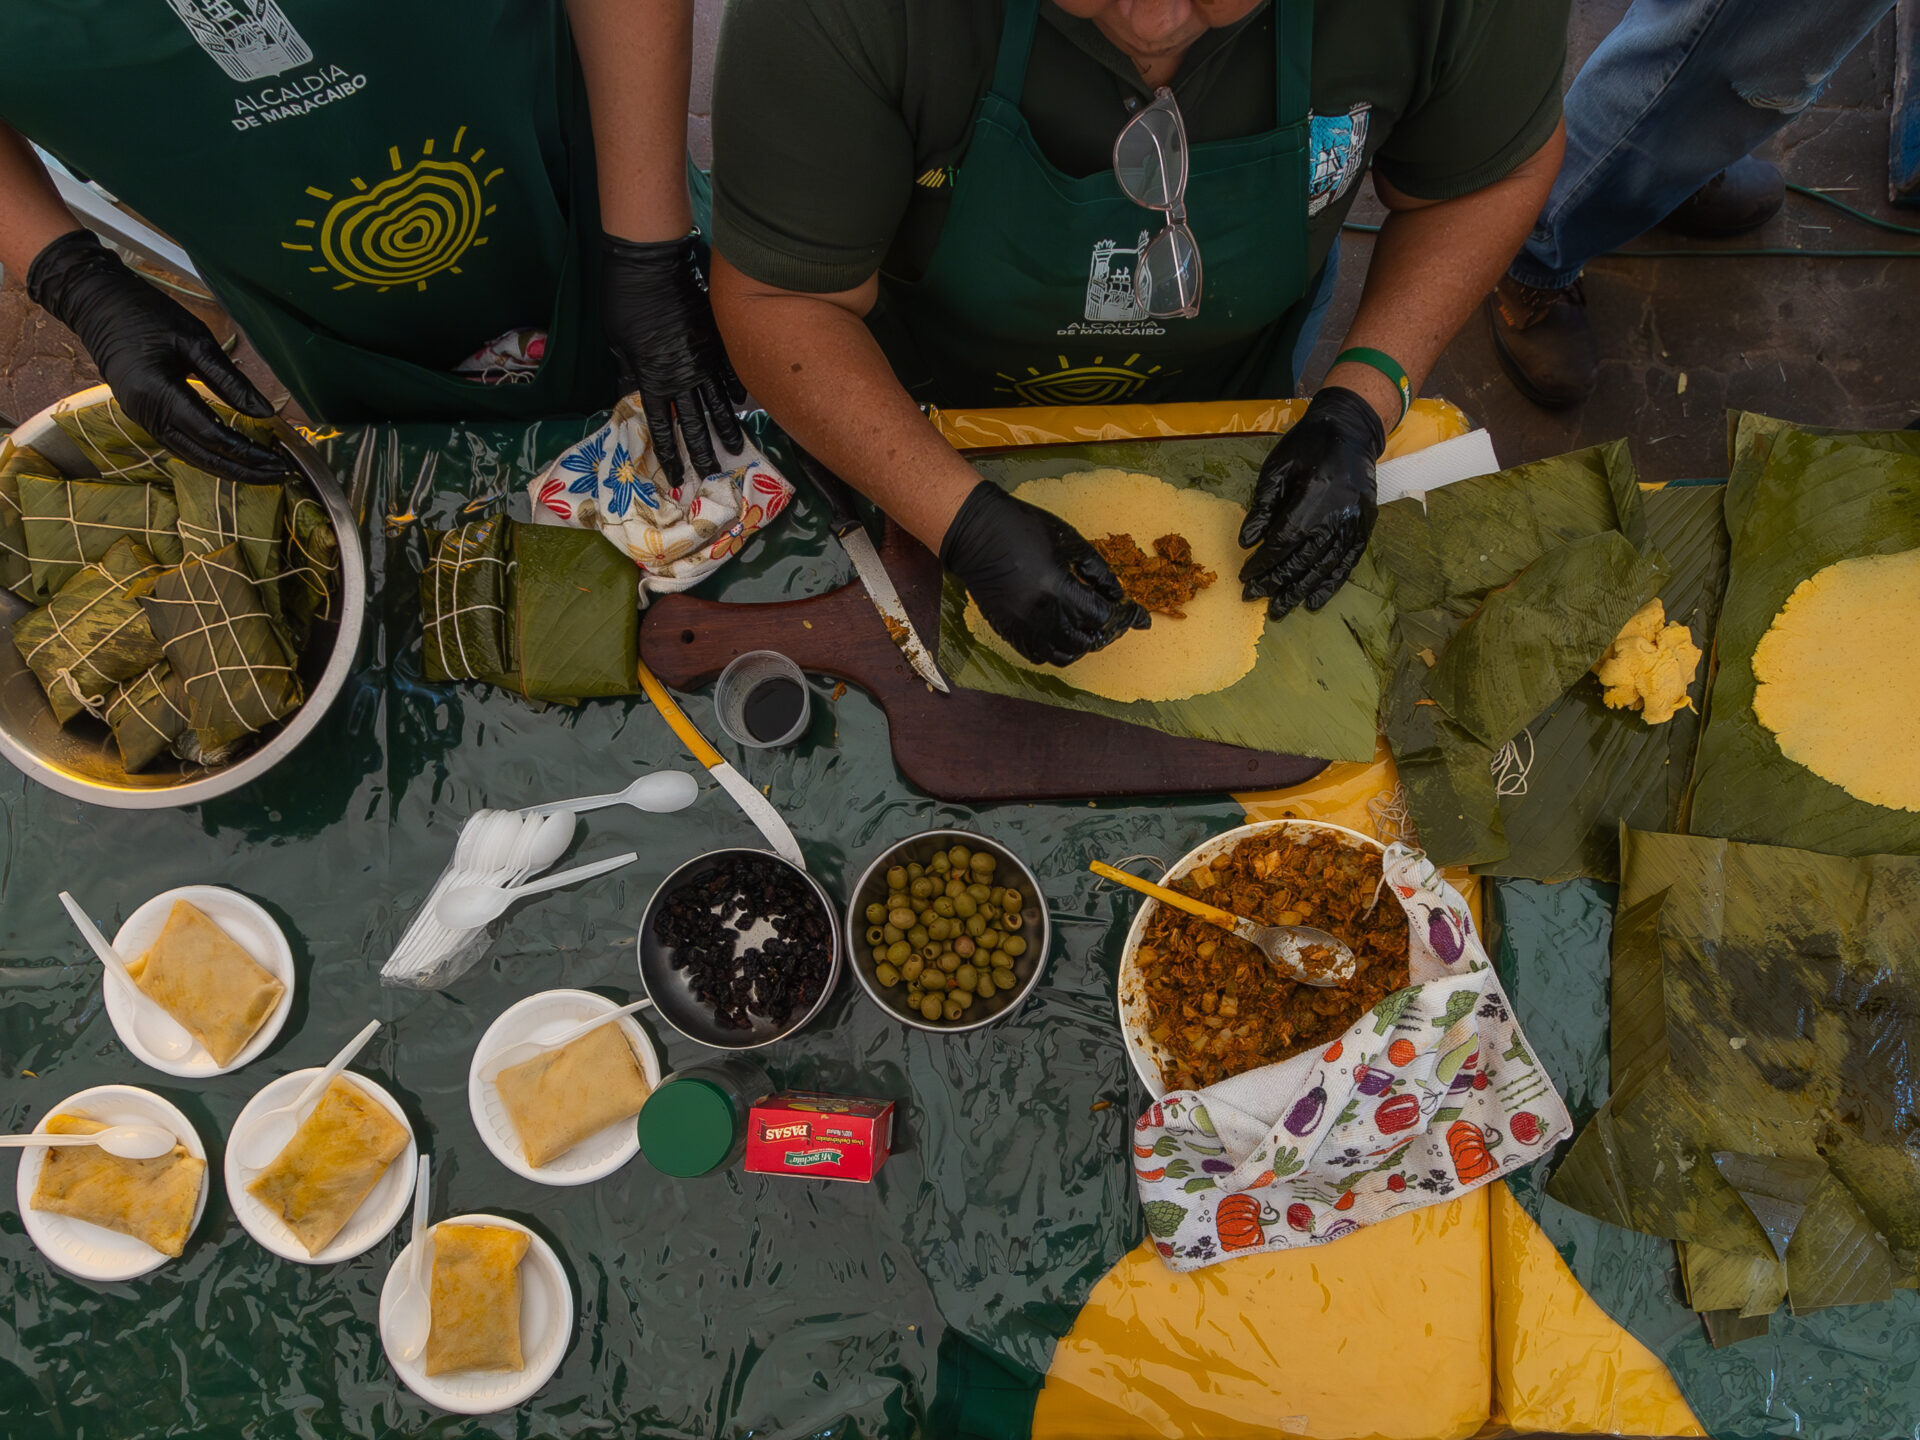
[
  {"xmin": 0, "ymin": 385, "xmax": 366, "ymax": 808},
  {"xmin": 637, "ymin": 847, "xmax": 842, "ymax": 1050},
  {"xmin": 844, "ymin": 829, "xmax": 1051, "ymax": 1034}
]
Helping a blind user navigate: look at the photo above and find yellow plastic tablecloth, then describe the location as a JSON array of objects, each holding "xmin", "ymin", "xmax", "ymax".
[{"xmin": 935, "ymin": 400, "xmax": 1702, "ymax": 1439}]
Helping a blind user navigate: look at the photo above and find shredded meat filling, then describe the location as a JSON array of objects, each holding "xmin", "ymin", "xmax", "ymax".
[
  {"xmin": 1092, "ymin": 531, "xmax": 1216, "ymax": 619},
  {"xmin": 1135, "ymin": 830, "xmax": 1410, "ymax": 1090}
]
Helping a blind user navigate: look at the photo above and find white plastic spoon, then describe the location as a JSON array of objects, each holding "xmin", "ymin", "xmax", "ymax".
[
  {"xmin": 57, "ymin": 891, "xmax": 197, "ymax": 1061},
  {"xmin": 508, "ymin": 811, "xmax": 577, "ymax": 884},
  {"xmin": 236, "ymin": 1018, "xmax": 382, "ymax": 1170},
  {"xmin": 521, "ymin": 769, "xmax": 701, "ymax": 818},
  {"xmin": 0, "ymin": 1124, "xmax": 177, "ymax": 1160},
  {"xmin": 482, "ymin": 999, "xmax": 654, "ymax": 1081},
  {"xmin": 435, "ymin": 851, "xmax": 639, "ymax": 931},
  {"xmin": 388, "ymin": 1154, "xmax": 432, "ymax": 1363}
]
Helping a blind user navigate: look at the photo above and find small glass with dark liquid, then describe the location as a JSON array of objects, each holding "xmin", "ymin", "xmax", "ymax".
[{"xmin": 713, "ymin": 650, "xmax": 812, "ymax": 749}]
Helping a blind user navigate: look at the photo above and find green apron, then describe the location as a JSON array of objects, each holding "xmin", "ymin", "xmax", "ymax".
[
  {"xmin": 0, "ymin": 1, "xmax": 615, "ymax": 424},
  {"xmin": 876, "ymin": 0, "xmax": 1313, "ymax": 409}
]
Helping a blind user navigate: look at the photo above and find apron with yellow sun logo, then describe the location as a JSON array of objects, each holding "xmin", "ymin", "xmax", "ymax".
[
  {"xmin": 0, "ymin": 0, "xmax": 614, "ymax": 423},
  {"xmin": 875, "ymin": 0, "xmax": 1312, "ymax": 409}
]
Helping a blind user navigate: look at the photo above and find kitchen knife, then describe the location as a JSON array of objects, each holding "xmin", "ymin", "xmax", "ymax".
[
  {"xmin": 636, "ymin": 659, "xmax": 807, "ymax": 870},
  {"xmin": 793, "ymin": 450, "xmax": 950, "ymax": 694}
]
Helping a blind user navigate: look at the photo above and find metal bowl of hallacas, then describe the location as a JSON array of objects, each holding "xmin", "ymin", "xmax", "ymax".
[
  {"xmin": 637, "ymin": 847, "xmax": 842, "ymax": 1050},
  {"xmin": 845, "ymin": 830, "xmax": 1051, "ymax": 1033},
  {"xmin": 0, "ymin": 384, "xmax": 365, "ymax": 808}
]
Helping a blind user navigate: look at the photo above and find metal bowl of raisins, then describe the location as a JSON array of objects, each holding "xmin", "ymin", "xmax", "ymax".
[
  {"xmin": 638, "ymin": 847, "xmax": 842, "ymax": 1049},
  {"xmin": 844, "ymin": 831, "xmax": 1050, "ymax": 1033}
]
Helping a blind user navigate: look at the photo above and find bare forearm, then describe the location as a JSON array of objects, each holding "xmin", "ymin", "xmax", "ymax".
[
  {"xmin": 0, "ymin": 124, "xmax": 81, "ymax": 278},
  {"xmin": 711, "ymin": 257, "xmax": 978, "ymax": 551},
  {"xmin": 565, "ymin": 0, "xmax": 693, "ymax": 242},
  {"xmin": 1327, "ymin": 120, "xmax": 1567, "ymax": 426}
]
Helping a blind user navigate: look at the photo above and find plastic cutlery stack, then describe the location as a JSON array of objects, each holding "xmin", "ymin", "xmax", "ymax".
[{"xmin": 382, "ymin": 809, "xmax": 620, "ymax": 990}]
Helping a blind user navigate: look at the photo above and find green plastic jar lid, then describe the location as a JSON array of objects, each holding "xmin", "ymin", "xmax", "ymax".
[{"xmin": 637, "ymin": 1077, "xmax": 739, "ymax": 1177}]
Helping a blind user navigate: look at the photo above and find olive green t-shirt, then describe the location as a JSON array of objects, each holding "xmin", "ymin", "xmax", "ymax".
[{"xmin": 712, "ymin": 0, "xmax": 1568, "ymax": 294}]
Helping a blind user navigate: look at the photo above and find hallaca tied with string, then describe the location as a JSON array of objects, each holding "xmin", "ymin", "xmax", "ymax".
[
  {"xmin": 0, "ymin": 437, "xmax": 58, "ymax": 600},
  {"xmin": 103, "ymin": 662, "xmax": 195, "ymax": 772},
  {"xmin": 50, "ymin": 390, "xmax": 280, "ymax": 485},
  {"xmin": 420, "ymin": 515, "xmax": 514, "ymax": 683},
  {"xmin": 167, "ymin": 461, "xmax": 285, "ymax": 577},
  {"xmin": 11, "ymin": 538, "xmax": 165, "ymax": 725},
  {"xmin": 282, "ymin": 494, "xmax": 340, "ymax": 647},
  {"xmin": 141, "ymin": 542, "xmax": 303, "ymax": 754},
  {"xmin": 19, "ymin": 474, "xmax": 184, "ymax": 597}
]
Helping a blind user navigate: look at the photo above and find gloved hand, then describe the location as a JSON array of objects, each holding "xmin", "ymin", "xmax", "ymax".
[
  {"xmin": 602, "ymin": 232, "xmax": 747, "ymax": 487},
  {"xmin": 940, "ymin": 480, "xmax": 1149, "ymax": 667},
  {"xmin": 26, "ymin": 229, "xmax": 290, "ymax": 483},
  {"xmin": 1238, "ymin": 386, "xmax": 1384, "ymax": 620}
]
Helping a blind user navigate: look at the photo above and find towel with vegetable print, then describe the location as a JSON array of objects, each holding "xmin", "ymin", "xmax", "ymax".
[
  {"xmin": 1134, "ymin": 844, "xmax": 1570, "ymax": 1270},
  {"xmin": 527, "ymin": 392, "xmax": 793, "ymax": 604}
]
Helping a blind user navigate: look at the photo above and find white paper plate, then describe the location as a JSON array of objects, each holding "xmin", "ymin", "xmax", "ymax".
[
  {"xmin": 468, "ymin": 990, "xmax": 661, "ymax": 1186},
  {"xmin": 224, "ymin": 1068, "xmax": 417, "ymax": 1264},
  {"xmin": 15, "ymin": 1084, "xmax": 209, "ymax": 1282},
  {"xmin": 105, "ymin": 885, "xmax": 296, "ymax": 1078},
  {"xmin": 1114, "ymin": 819, "xmax": 1388, "ymax": 1098},
  {"xmin": 379, "ymin": 1213, "xmax": 572, "ymax": 1414}
]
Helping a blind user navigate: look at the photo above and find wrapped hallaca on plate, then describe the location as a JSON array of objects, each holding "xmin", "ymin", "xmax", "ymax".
[
  {"xmin": 103, "ymin": 662, "xmax": 195, "ymax": 772},
  {"xmin": 141, "ymin": 542, "xmax": 303, "ymax": 753},
  {"xmin": 282, "ymin": 493, "xmax": 340, "ymax": 647},
  {"xmin": 50, "ymin": 391, "xmax": 280, "ymax": 484},
  {"xmin": 421, "ymin": 515, "xmax": 515, "ymax": 683},
  {"xmin": 19, "ymin": 474, "xmax": 184, "ymax": 596},
  {"xmin": 0, "ymin": 437, "xmax": 59, "ymax": 600},
  {"xmin": 11, "ymin": 538, "xmax": 166, "ymax": 725}
]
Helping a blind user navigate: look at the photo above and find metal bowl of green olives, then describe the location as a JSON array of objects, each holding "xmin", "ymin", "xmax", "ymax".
[{"xmin": 844, "ymin": 830, "xmax": 1050, "ymax": 1032}]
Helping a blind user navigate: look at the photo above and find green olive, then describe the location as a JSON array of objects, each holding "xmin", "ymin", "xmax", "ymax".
[
  {"xmin": 1003, "ymin": 935, "xmax": 1028, "ymax": 959},
  {"xmin": 943, "ymin": 877, "xmax": 964, "ymax": 900},
  {"xmin": 955, "ymin": 989, "xmax": 975, "ymax": 1010},
  {"xmin": 865, "ymin": 902, "xmax": 886, "ymax": 926},
  {"xmin": 888, "ymin": 891, "xmax": 909, "ymax": 911},
  {"xmin": 875, "ymin": 962, "xmax": 901, "ymax": 988},
  {"xmin": 952, "ymin": 894, "xmax": 977, "ymax": 919},
  {"xmin": 906, "ymin": 986, "xmax": 923, "ymax": 1007},
  {"xmin": 902, "ymin": 956, "xmax": 925, "ymax": 982},
  {"xmin": 933, "ymin": 897, "xmax": 955, "ymax": 918},
  {"xmin": 926, "ymin": 917, "xmax": 949, "ymax": 942},
  {"xmin": 948, "ymin": 845, "xmax": 971, "ymax": 869},
  {"xmin": 976, "ymin": 927, "xmax": 1000, "ymax": 951},
  {"xmin": 881, "ymin": 925, "xmax": 902, "ymax": 945},
  {"xmin": 966, "ymin": 883, "xmax": 991, "ymax": 903},
  {"xmin": 970, "ymin": 852, "xmax": 995, "ymax": 877},
  {"xmin": 938, "ymin": 951, "xmax": 960, "ymax": 973},
  {"xmin": 965, "ymin": 914, "xmax": 987, "ymax": 938},
  {"xmin": 943, "ymin": 997, "xmax": 965, "ymax": 1021},
  {"xmin": 955, "ymin": 964, "xmax": 979, "ymax": 991},
  {"xmin": 907, "ymin": 861, "xmax": 924, "ymax": 880},
  {"xmin": 1000, "ymin": 889, "xmax": 1023, "ymax": 912},
  {"xmin": 976, "ymin": 971, "xmax": 997, "ymax": 998},
  {"xmin": 910, "ymin": 877, "xmax": 934, "ymax": 900},
  {"xmin": 862, "ymin": 925, "xmax": 882, "ymax": 947},
  {"xmin": 952, "ymin": 934, "xmax": 976, "ymax": 959},
  {"xmin": 921, "ymin": 995, "xmax": 945, "ymax": 1022},
  {"xmin": 930, "ymin": 853, "xmax": 951, "ymax": 874},
  {"xmin": 885, "ymin": 939, "xmax": 912, "ymax": 964},
  {"xmin": 886, "ymin": 865, "xmax": 907, "ymax": 890},
  {"xmin": 886, "ymin": 907, "xmax": 913, "ymax": 930},
  {"xmin": 1002, "ymin": 910, "xmax": 1025, "ymax": 932},
  {"xmin": 921, "ymin": 970, "xmax": 947, "ymax": 992},
  {"xmin": 906, "ymin": 925, "xmax": 928, "ymax": 948}
]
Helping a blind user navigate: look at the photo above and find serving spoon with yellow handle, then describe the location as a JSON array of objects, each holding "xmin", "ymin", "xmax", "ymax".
[{"xmin": 1089, "ymin": 860, "xmax": 1357, "ymax": 987}]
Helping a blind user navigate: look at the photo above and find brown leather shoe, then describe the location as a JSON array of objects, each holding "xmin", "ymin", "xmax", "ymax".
[
  {"xmin": 1485, "ymin": 274, "xmax": 1599, "ymax": 409},
  {"xmin": 1661, "ymin": 156, "xmax": 1785, "ymax": 238}
]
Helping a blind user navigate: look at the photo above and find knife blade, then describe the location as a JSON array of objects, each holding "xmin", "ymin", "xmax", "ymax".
[
  {"xmin": 636, "ymin": 660, "xmax": 807, "ymax": 869},
  {"xmin": 793, "ymin": 449, "xmax": 951, "ymax": 694}
]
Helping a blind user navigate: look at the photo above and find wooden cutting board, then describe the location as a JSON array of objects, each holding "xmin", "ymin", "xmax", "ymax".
[{"xmin": 640, "ymin": 526, "xmax": 1328, "ymax": 803}]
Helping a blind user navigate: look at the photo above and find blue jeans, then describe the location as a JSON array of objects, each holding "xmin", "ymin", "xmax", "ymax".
[{"xmin": 1510, "ymin": 0, "xmax": 1894, "ymax": 289}]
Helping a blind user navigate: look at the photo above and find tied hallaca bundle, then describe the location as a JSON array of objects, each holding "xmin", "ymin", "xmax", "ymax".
[
  {"xmin": 527, "ymin": 392, "xmax": 794, "ymax": 604},
  {"xmin": 1134, "ymin": 845, "xmax": 1572, "ymax": 1271}
]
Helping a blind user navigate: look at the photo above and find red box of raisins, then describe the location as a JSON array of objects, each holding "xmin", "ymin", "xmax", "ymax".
[{"xmin": 744, "ymin": 1091, "xmax": 894, "ymax": 1183}]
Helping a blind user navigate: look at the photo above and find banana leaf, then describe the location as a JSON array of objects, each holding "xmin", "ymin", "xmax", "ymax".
[
  {"xmin": 11, "ymin": 538, "xmax": 165, "ymax": 725},
  {"xmin": 935, "ymin": 436, "xmax": 1393, "ymax": 764},
  {"xmin": 0, "ymin": 437, "xmax": 61, "ymax": 600},
  {"xmin": 18, "ymin": 474, "xmax": 184, "ymax": 597},
  {"xmin": 103, "ymin": 662, "xmax": 193, "ymax": 772},
  {"xmin": 1725, "ymin": 411, "xmax": 1920, "ymax": 545},
  {"xmin": 1548, "ymin": 826, "xmax": 1920, "ymax": 1320},
  {"xmin": 1377, "ymin": 443, "xmax": 1722, "ymax": 880},
  {"xmin": 282, "ymin": 493, "xmax": 340, "ymax": 646},
  {"xmin": 166, "ymin": 460, "xmax": 285, "ymax": 591},
  {"xmin": 420, "ymin": 515, "xmax": 514, "ymax": 683},
  {"xmin": 1423, "ymin": 530, "xmax": 1667, "ymax": 750},
  {"xmin": 49, "ymin": 391, "xmax": 279, "ymax": 484},
  {"xmin": 1687, "ymin": 432, "xmax": 1920, "ymax": 855},
  {"xmin": 140, "ymin": 542, "xmax": 303, "ymax": 753},
  {"xmin": 506, "ymin": 523, "xmax": 637, "ymax": 702},
  {"xmin": 1680, "ymin": 1240, "xmax": 1786, "ymax": 1317}
]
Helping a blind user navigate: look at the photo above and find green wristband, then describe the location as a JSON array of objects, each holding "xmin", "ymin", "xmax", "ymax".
[{"xmin": 1333, "ymin": 346, "xmax": 1412, "ymax": 424}]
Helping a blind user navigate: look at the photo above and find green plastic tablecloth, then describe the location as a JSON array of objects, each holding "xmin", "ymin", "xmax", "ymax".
[{"xmin": 0, "ymin": 418, "xmax": 1246, "ymax": 1439}]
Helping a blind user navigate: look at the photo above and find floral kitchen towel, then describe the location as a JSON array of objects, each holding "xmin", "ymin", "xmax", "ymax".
[
  {"xmin": 1134, "ymin": 843, "xmax": 1571, "ymax": 1270},
  {"xmin": 528, "ymin": 393, "xmax": 793, "ymax": 604}
]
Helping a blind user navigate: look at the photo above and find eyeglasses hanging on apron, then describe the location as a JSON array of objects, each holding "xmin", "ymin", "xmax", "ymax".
[{"xmin": 1113, "ymin": 88, "xmax": 1203, "ymax": 320}]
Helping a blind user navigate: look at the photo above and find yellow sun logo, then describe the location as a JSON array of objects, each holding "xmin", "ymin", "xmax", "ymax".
[
  {"xmin": 281, "ymin": 128, "xmax": 501, "ymax": 292},
  {"xmin": 994, "ymin": 353, "xmax": 1167, "ymax": 406}
]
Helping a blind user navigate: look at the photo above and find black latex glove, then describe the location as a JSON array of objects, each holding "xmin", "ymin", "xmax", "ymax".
[
  {"xmin": 602, "ymin": 232, "xmax": 747, "ymax": 487},
  {"xmin": 940, "ymin": 480, "xmax": 1149, "ymax": 667},
  {"xmin": 27, "ymin": 230, "xmax": 290, "ymax": 482},
  {"xmin": 1238, "ymin": 385, "xmax": 1385, "ymax": 621}
]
